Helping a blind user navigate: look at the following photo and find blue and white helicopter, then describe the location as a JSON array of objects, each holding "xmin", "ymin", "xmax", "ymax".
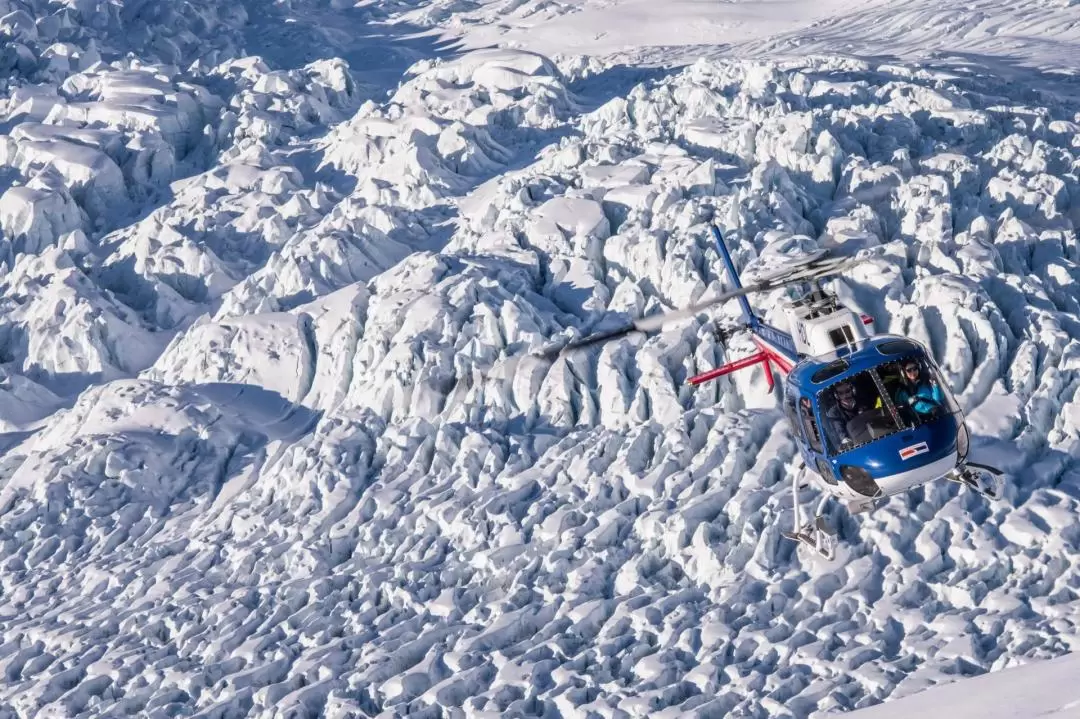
[{"xmin": 540, "ymin": 222, "xmax": 1003, "ymax": 560}]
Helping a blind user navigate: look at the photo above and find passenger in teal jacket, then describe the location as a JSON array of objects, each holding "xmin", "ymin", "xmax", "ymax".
[{"xmin": 894, "ymin": 359, "xmax": 945, "ymax": 416}]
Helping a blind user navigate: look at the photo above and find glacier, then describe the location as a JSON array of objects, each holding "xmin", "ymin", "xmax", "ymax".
[{"xmin": 0, "ymin": 0, "xmax": 1079, "ymax": 717}]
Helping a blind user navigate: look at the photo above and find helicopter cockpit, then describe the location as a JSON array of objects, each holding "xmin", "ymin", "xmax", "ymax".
[{"xmin": 818, "ymin": 350, "xmax": 961, "ymax": 456}]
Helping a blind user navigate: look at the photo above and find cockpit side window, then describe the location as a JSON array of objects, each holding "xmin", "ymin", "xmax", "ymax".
[
  {"xmin": 784, "ymin": 387, "xmax": 824, "ymax": 452},
  {"xmin": 796, "ymin": 395, "xmax": 824, "ymax": 453},
  {"xmin": 819, "ymin": 354, "xmax": 959, "ymax": 454},
  {"xmin": 783, "ymin": 393, "xmax": 801, "ymax": 437}
]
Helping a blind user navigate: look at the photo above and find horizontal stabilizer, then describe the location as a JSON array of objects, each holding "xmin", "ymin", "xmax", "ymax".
[{"xmin": 688, "ymin": 350, "xmax": 775, "ymax": 390}]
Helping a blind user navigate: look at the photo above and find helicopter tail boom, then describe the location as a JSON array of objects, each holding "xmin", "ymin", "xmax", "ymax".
[
  {"xmin": 710, "ymin": 222, "xmax": 798, "ymax": 377},
  {"xmin": 750, "ymin": 323, "xmax": 798, "ymax": 370}
]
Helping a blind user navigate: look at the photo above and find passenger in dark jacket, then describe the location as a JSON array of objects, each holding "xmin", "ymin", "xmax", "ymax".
[{"xmin": 824, "ymin": 380, "xmax": 866, "ymax": 450}]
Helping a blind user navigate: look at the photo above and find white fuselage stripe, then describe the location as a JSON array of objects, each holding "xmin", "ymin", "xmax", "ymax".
[{"xmin": 873, "ymin": 451, "xmax": 957, "ymax": 497}]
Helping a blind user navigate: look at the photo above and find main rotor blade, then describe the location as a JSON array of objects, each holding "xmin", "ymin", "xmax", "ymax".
[
  {"xmin": 744, "ymin": 252, "xmax": 863, "ymax": 287},
  {"xmin": 542, "ymin": 251, "xmax": 866, "ymax": 360},
  {"xmin": 540, "ymin": 284, "xmax": 762, "ymax": 360}
]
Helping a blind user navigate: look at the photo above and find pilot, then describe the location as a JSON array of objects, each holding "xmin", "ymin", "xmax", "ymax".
[
  {"xmin": 825, "ymin": 380, "xmax": 864, "ymax": 447},
  {"xmin": 894, "ymin": 360, "xmax": 944, "ymax": 416}
]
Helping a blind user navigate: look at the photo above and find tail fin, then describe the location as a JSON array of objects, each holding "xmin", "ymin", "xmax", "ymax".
[{"xmin": 710, "ymin": 224, "xmax": 756, "ymax": 326}]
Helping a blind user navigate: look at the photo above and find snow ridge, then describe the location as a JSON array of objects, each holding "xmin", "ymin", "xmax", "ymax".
[{"xmin": 0, "ymin": 3, "xmax": 1079, "ymax": 719}]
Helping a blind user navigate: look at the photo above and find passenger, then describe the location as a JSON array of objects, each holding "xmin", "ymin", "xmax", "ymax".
[
  {"xmin": 825, "ymin": 380, "xmax": 864, "ymax": 448},
  {"xmin": 894, "ymin": 359, "xmax": 945, "ymax": 416}
]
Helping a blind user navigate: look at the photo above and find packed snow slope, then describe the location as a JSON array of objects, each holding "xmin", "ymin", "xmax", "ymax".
[
  {"xmin": 1, "ymin": 0, "xmax": 1080, "ymax": 718},
  {"xmin": 847, "ymin": 649, "xmax": 1080, "ymax": 718},
  {"xmin": 409, "ymin": 0, "xmax": 1080, "ymax": 72}
]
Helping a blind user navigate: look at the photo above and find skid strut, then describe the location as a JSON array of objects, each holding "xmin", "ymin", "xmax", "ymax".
[
  {"xmin": 947, "ymin": 462, "xmax": 1002, "ymax": 499},
  {"xmin": 782, "ymin": 470, "xmax": 837, "ymax": 560}
]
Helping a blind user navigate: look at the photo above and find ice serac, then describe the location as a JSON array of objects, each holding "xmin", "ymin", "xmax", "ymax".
[
  {"xmin": 12, "ymin": 135, "xmax": 128, "ymax": 223},
  {"xmin": 213, "ymin": 198, "xmax": 415, "ymax": 318},
  {"xmin": 0, "ymin": 248, "xmax": 163, "ymax": 395},
  {"xmin": 147, "ymin": 313, "xmax": 317, "ymax": 405},
  {"xmin": 0, "ymin": 67, "xmax": 225, "ymax": 247},
  {"xmin": 0, "ymin": 370, "xmax": 63, "ymax": 431},
  {"xmin": 317, "ymin": 49, "xmax": 571, "ymax": 207},
  {"xmin": 0, "ymin": 180, "xmax": 85, "ymax": 256}
]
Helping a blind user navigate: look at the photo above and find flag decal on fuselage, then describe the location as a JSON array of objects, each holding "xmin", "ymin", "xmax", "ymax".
[{"xmin": 899, "ymin": 441, "xmax": 929, "ymax": 460}]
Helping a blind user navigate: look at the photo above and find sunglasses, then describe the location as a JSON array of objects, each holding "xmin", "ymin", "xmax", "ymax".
[{"xmin": 903, "ymin": 365, "xmax": 919, "ymax": 373}]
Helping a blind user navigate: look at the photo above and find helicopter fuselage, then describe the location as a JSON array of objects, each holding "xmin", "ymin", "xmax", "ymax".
[{"xmin": 701, "ymin": 223, "xmax": 975, "ymax": 519}]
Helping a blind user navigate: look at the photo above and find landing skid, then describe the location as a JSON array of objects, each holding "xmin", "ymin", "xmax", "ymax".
[
  {"xmin": 784, "ymin": 467, "xmax": 838, "ymax": 561},
  {"xmin": 782, "ymin": 515, "xmax": 837, "ymax": 561},
  {"xmin": 946, "ymin": 461, "xmax": 1003, "ymax": 499}
]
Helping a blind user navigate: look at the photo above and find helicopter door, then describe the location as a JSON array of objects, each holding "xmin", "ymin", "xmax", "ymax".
[
  {"xmin": 799, "ymin": 401, "xmax": 836, "ymax": 484},
  {"xmin": 801, "ymin": 400, "xmax": 824, "ymax": 455},
  {"xmin": 784, "ymin": 392, "xmax": 824, "ymax": 454},
  {"xmin": 784, "ymin": 392, "xmax": 837, "ymax": 485},
  {"xmin": 783, "ymin": 393, "xmax": 803, "ymax": 439}
]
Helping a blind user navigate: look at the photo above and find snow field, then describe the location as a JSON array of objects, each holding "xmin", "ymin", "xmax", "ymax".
[
  {"xmin": 847, "ymin": 648, "xmax": 1080, "ymax": 718},
  {"xmin": 0, "ymin": 3, "xmax": 1078, "ymax": 718}
]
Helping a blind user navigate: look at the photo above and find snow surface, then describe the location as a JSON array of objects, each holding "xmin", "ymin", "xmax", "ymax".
[
  {"xmin": 410, "ymin": 0, "xmax": 1080, "ymax": 73},
  {"xmin": 0, "ymin": 0, "xmax": 1079, "ymax": 717},
  {"xmin": 847, "ymin": 649, "xmax": 1080, "ymax": 718}
]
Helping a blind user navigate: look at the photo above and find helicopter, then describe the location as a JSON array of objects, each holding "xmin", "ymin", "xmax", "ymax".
[{"xmin": 534, "ymin": 222, "xmax": 1005, "ymax": 561}]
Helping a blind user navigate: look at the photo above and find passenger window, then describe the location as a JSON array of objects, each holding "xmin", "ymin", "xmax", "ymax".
[
  {"xmin": 828, "ymin": 324, "xmax": 857, "ymax": 348},
  {"xmin": 816, "ymin": 458, "xmax": 837, "ymax": 485},
  {"xmin": 798, "ymin": 395, "xmax": 824, "ymax": 453},
  {"xmin": 783, "ymin": 394, "xmax": 802, "ymax": 436}
]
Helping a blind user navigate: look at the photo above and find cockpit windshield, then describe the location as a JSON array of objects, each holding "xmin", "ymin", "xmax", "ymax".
[{"xmin": 820, "ymin": 353, "xmax": 958, "ymax": 455}]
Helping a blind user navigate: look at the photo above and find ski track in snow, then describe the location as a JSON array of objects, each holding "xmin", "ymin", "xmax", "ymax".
[{"xmin": 0, "ymin": 0, "xmax": 1079, "ymax": 717}]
